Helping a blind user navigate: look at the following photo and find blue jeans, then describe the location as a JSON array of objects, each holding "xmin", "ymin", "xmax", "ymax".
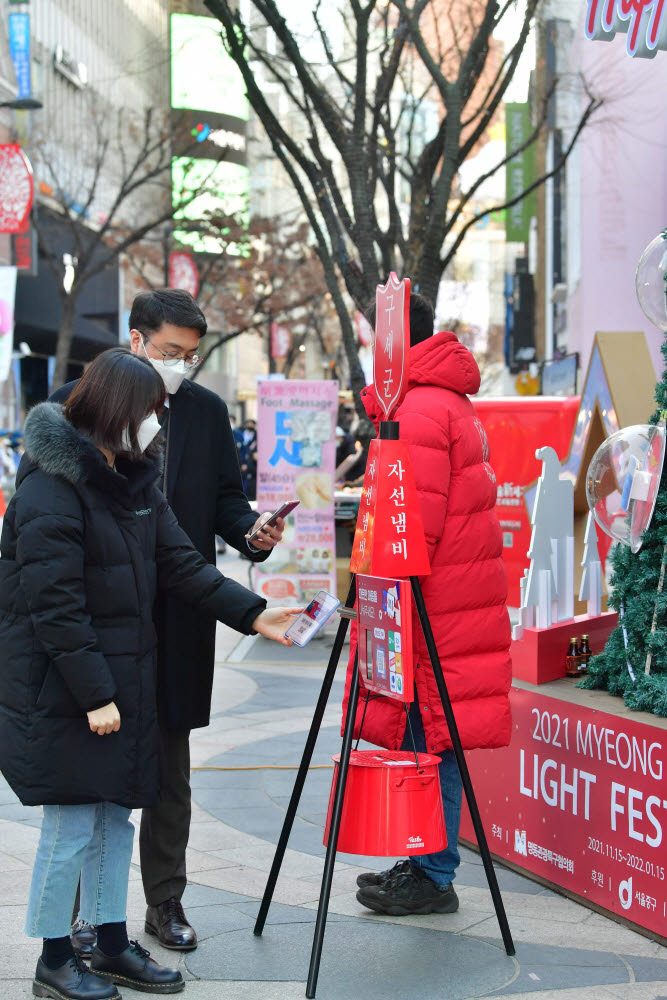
[
  {"xmin": 400, "ymin": 698, "xmax": 462, "ymax": 888},
  {"xmin": 25, "ymin": 802, "xmax": 134, "ymax": 939}
]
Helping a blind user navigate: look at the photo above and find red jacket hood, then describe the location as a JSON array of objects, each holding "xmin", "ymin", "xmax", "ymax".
[{"xmin": 361, "ymin": 331, "xmax": 481, "ymax": 423}]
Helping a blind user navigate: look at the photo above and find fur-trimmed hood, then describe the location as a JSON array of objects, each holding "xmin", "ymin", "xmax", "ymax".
[{"xmin": 20, "ymin": 402, "xmax": 160, "ymax": 501}]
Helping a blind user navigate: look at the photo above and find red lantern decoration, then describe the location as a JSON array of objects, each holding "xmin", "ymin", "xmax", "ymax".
[{"xmin": 0, "ymin": 144, "xmax": 33, "ymax": 234}]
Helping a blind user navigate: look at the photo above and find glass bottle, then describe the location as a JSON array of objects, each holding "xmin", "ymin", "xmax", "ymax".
[
  {"xmin": 565, "ymin": 637, "xmax": 581, "ymax": 677},
  {"xmin": 578, "ymin": 635, "xmax": 592, "ymax": 673}
]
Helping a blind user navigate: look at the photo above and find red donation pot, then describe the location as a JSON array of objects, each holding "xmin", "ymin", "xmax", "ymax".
[{"xmin": 323, "ymin": 749, "xmax": 447, "ymax": 856}]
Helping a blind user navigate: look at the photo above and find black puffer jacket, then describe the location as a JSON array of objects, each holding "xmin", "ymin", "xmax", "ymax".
[{"xmin": 0, "ymin": 403, "xmax": 266, "ymax": 808}]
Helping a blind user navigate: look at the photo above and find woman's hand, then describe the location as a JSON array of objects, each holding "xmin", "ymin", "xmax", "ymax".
[
  {"xmin": 87, "ymin": 701, "xmax": 121, "ymax": 735},
  {"xmin": 252, "ymin": 607, "xmax": 304, "ymax": 645}
]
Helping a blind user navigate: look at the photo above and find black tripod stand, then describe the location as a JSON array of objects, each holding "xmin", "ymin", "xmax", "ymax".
[{"xmin": 253, "ymin": 572, "xmax": 515, "ymax": 997}]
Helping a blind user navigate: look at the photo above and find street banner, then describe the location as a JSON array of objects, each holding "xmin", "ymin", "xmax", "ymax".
[
  {"xmin": 168, "ymin": 251, "xmax": 199, "ymax": 297},
  {"xmin": 505, "ymin": 104, "xmax": 537, "ymax": 243},
  {"xmin": 270, "ymin": 322, "xmax": 291, "ymax": 360},
  {"xmin": 357, "ymin": 574, "xmax": 413, "ymax": 701},
  {"xmin": 0, "ymin": 145, "xmax": 33, "ymax": 234},
  {"xmin": 373, "ymin": 272, "xmax": 411, "ymax": 420},
  {"xmin": 254, "ymin": 379, "xmax": 338, "ymax": 602},
  {"xmin": 350, "ymin": 438, "xmax": 430, "ymax": 578},
  {"xmin": 460, "ymin": 687, "xmax": 667, "ymax": 938},
  {"xmin": 0, "ymin": 267, "xmax": 17, "ymax": 384},
  {"xmin": 8, "ymin": 13, "xmax": 31, "ymax": 99}
]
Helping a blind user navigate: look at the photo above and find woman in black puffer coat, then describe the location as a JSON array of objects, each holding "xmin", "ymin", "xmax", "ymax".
[{"xmin": 0, "ymin": 348, "xmax": 298, "ymax": 1000}]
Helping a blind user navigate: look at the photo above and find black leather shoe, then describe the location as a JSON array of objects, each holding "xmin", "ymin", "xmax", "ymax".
[
  {"xmin": 90, "ymin": 941, "xmax": 184, "ymax": 994},
  {"xmin": 33, "ymin": 954, "xmax": 120, "ymax": 999},
  {"xmin": 71, "ymin": 919, "xmax": 97, "ymax": 958},
  {"xmin": 145, "ymin": 897, "xmax": 197, "ymax": 951}
]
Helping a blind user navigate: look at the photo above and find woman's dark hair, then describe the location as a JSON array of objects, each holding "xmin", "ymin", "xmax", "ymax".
[
  {"xmin": 365, "ymin": 291, "xmax": 434, "ymax": 347},
  {"xmin": 129, "ymin": 288, "xmax": 207, "ymax": 338},
  {"xmin": 64, "ymin": 347, "xmax": 165, "ymax": 460}
]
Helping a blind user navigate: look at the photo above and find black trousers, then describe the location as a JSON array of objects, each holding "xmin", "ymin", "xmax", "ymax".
[{"xmin": 140, "ymin": 727, "xmax": 191, "ymax": 907}]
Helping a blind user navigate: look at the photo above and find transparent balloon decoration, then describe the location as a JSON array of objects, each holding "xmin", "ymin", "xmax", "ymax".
[
  {"xmin": 636, "ymin": 232, "xmax": 667, "ymax": 331},
  {"xmin": 586, "ymin": 424, "xmax": 666, "ymax": 553}
]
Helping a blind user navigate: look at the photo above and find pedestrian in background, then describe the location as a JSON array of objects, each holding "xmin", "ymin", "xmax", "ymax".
[
  {"xmin": 51, "ymin": 290, "xmax": 284, "ymax": 953},
  {"xmin": 0, "ymin": 348, "xmax": 299, "ymax": 1000},
  {"xmin": 346, "ymin": 293, "xmax": 512, "ymax": 916}
]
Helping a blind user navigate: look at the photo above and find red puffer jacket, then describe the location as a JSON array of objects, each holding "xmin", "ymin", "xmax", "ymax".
[{"xmin": 343, "ymin": 332, "xmax": 512, "ymax": 753}]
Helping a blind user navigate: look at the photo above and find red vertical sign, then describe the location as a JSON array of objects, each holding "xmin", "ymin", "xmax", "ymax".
[{"xmin": 373, "ymin": 273, "xmax": 411, "ymax": 420}]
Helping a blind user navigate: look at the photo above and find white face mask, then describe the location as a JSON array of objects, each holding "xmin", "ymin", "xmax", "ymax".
[
  {"xmin": 142, "ymin": 341, "xmax": 189, "ymax": 395},
  {"xmin": 121, "ymin": 412, "xmax": 161, "ymax": 454}
]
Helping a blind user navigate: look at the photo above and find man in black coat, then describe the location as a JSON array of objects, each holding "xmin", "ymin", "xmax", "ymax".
[{"xmin": 51, "ymin": 289, "xmax": 284, "ymax": 952}]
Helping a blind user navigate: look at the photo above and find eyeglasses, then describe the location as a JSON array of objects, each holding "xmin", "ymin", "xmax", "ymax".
[{"xmin": 142, "ymin": 336, "xmax": 202, "ymax": 369}]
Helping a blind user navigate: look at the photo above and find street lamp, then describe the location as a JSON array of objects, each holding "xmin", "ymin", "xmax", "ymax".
[{"xmin": 0, "ymin": 98, "xmax": 42, "ymax": 110}]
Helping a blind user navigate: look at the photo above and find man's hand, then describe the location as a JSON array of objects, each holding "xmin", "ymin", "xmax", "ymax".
[
  {"xmin": 87, "ymin": 701, "xmax": 121, "ymax": 736},
  {"xmin": 246, "ymin": 513, "xmax": 285, "ymax": 551},
  {"xmin": 252, "ymin": 607, "xmax": 304, "ymax": 645}
]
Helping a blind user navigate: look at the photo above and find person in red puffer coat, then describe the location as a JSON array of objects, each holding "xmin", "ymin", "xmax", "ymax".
[{"xmin": 348, "ymin": 293, "xmax": 512, "ymax": 918}]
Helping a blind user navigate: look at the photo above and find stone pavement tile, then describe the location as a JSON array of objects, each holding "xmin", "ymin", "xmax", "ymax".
[
  {"xmin": 188, "ymin": 866, "xmax": 321, "ymax": 905},
  {"xmin": 466, "ymin": 914, "xmax": 664, "ymax": 957},
  {"xmin": 0, "ymin": 904, "xmax": 28, "ymax": 943},
  {"xmin": 0, "ymin": 819, "xmax": 40, "ymax": 855},
  {"xmin": 0, "ymin": 941, "xmax": 43, "ymax": 979},
  {"xmin": 603, "ymin": 985, "xmax": 667, "ymax": 1000},
  {"xmin": 0, "ymin": 851, "xmax": 30, "ymax": 872},
  {"xmin": 210, "ymin": 843, "xmax": 349, "ymax": 880},
  {"xmin": 190, "ymin": 803, "xmax": 220, "ymax": 824},
  {"xmin": 182, "ymin": 882, "xmax": 254, "ymax": 907},
  {"xmin": 0, "ymin": 804, "xmax": 41, "ymax": 824},
  {"xmin": 299, "ymin": 868, "xmax": 374, "ymax": 897},
  {"xmin": 187, "ymin": 821, "xmax": 256, "ymax": 852},
  {"xmin": 196, "ymin": 788, "xmax": 272, "ymax": 812},
  {"xmin": 484, "ymin": 942, "xmax": 629, "ymax": 995},
  {"xmin": 232, "ymin": 899, "xmax": 347, "ymax": 926},
  {"xmin": 455, "ymin": 858, "xmax": 545, "ymax": 895},
  {"xmin": 186, "ymin": 920, "xmax": 516, "ymax": 999},
  {"xmin": 189, "ymin": 768, "xmax": 261, "ymax": 790},
  {"xmin": 0, "ymin": 869, "xmax": 33, "ymax": 905},
  {"xmin": 0, "ymin": 981, "xmax": 31, "ymax": 999},
  {"xmin": 458, "ymin": 884, "xmax": 591, "ymax": 922},
  {"xmin": 619, "ymin": 954, "xmax": 667, "ymax": 982},
  {"xmin": 186, "ymin": 848, "xmax": 238, "ymax": 874},
  {"xmin": 488, "ymin": 987, "xmax": 667, "ymax": 1000},
  {"xmin": 174, "ymin": 979, "xmax": 307, "ymax": 1000}
]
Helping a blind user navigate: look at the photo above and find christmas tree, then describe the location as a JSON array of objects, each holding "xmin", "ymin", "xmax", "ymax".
[{"xmin": 580, "ymin": 235, "xmax": 667, "ymax": 716}]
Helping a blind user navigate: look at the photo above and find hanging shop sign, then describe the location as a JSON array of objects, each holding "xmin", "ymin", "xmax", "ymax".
[
  {"xmin": 460, "ymin": 687, "xmax": 667, "ymax": 940},
  {"xmin": 270, "ymin": 321, "xmax": 291, "ymax": 360},
  {"xmin": 8, "ymin": 12, "xmax": 31, "ymax": 99},
  {"xmin": 168, "ymin": 251, "xmax": 199, "ymax": 298},
  {"xmin": 254, "ymin": 379, "xmax": 339, "ymax": 602},
  {"xmin": 585, "ymin": 0, "xmax": 667, "ymax": 58},
  {"xmin": 0, "ymin": 145, "xmax": 33, "ymax": 234},
  {"xmin": 357, "ymin": 574, "xmax": 413, "ymax": 701}
]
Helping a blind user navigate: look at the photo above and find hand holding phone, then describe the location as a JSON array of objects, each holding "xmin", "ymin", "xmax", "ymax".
[
  {"xmin": 285, "ymin": 591, "xmax": 341, "ymax": 647},
  {"xmin": 246, "ymin": 500, "xmax": 300, "ymax": 543}
]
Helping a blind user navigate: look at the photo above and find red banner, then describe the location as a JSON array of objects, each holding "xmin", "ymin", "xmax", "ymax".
[
  {"xmin": 460, "ymin": 688, "xmax": 667, "ymax": 938},
  {"xmin": 168, "ymin": 251, "xmax": 199, "ymax": 297},
  {"xmin": 350, "ymin": 438, "xmax": 430, "ymax": 577},
  {"xmin": 271, "ymin": 321, "xmax": 291, "ymax": 360},
  {"xmin": 0, "ymin": 144, "xmax": 33, "ymax": 234},
  {"xmin": 373, "ymin": 273, "xmax": 410, "ymax": 421}
]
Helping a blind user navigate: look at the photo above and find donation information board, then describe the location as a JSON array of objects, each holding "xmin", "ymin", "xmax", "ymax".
[
  {"xmin": 254, "ymin": 379, "xmax": 339, "ymax": 603},
  {"xmin": 357, "ymin": 574, "xmax": 413, "ymax": 701},
  {"xmin": 459, "ymin": 688, "xmax": 667, "ymax": 939}
]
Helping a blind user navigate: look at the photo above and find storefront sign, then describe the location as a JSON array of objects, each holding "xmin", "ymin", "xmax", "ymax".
[
  {"xmin": 460, "ymin": 688, "xmax": 667, "ymax": 938},
  {"xmin": 0, "ymin": 145, "xmax": 33, "ymax": 234},
  {"xmin": 505, "ymin": 104, "xmax": 537, "ymax": 243},
  {"xmin": 373, "ymin": 273, "xmax": 410, "ymax": 421},
  {"xmin": 8, "ymin": 13, "xmax": 31, "ymax": 99},
  {"xmin": 357, "ymin": 574, "xmax": 413, "ymax": 701},
  {"xmin": 585, "ymin": 0, "xmax": 667, "ymax": 57},
  {"xmin": 168, "ymin": 251, "xmax": 199, "ymax": 297},
  {"xmin": 0, "ymin": 267, "xmax": 17, "ymax": 384},
  {"xmin": 254, "ymin": 379, "xmax": 338, "ymax": 601}
]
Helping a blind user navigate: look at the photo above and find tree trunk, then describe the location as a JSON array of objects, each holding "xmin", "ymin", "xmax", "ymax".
[{"xmin": 52, "ymin": 294, "xmax": 78, "ymax": 391}]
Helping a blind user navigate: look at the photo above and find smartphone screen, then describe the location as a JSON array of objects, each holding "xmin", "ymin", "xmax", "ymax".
[
  {"xmin": 285, "ymin": 590, "xmax": 340, "ymax": 647},
  {"xmin": 247, "ymin": 500, "xmax": 300, "ymax": 541}
]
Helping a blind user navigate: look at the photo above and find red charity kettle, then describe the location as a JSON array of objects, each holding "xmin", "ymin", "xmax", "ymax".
[{"xmin": 323, "ymin": 749, "xmax": 447, "ymax": 856}]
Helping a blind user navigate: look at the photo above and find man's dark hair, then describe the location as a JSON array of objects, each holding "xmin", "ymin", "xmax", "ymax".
[
  {"xmin": 365, "ymin": 291, "xmax": 434, "ymax": 347},
  {"xmin": 65, "ymin": 347, "xmax": 165, "ymax": 460},
  {"xmin": 129, "ymin": 288, "xmax": 207, "ymax": 338}
]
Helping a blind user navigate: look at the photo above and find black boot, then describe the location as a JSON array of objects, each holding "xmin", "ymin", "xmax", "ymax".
[
  {"xmin": 33, "ymin": 954, "xmax": 120, "ymax": 999},
  {"xmin": 90, "ymin": 940, "xmax": 184, "ymax": 994},
  {"xmin": 145, "ymin": 897, "xmax": 197, "ymax": 950}
]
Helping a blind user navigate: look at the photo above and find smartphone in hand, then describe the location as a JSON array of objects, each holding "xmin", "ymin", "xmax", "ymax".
[
  {"xmin": 247, "ymin": 500, "xmax": 300, "ymax": 542},
  {"xmin": 285, "ymin": 591, "xmax": 341, "ymax": 647}
]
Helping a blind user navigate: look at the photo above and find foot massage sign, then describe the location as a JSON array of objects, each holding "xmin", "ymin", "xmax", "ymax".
[{"xmin": 254, "ymin": 379, "xmax": 339, "ymax": 602}]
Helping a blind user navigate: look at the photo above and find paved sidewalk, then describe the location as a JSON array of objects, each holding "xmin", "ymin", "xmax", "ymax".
[{"xmin": 0, "ymin": 552, "xmax": 665, "ymax": 999}]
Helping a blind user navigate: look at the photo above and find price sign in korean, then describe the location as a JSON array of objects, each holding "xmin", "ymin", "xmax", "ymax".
[
  {"xmin": 373, "ymin": 272, "xmax": 411, "ymax": 421},
  {"xmin": 357, "ymin": 574, "xmax": 413, "ymax": 702}
]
